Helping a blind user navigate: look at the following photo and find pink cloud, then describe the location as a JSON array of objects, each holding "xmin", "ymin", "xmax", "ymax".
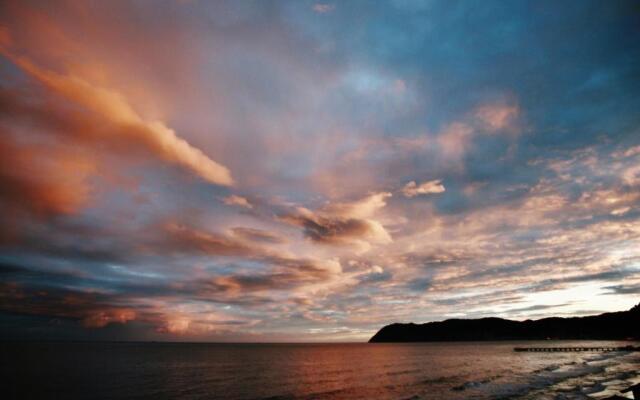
[
  {"xmin": 402, "ymin": 180, "xmax": 445, "ymax": 197},
  {"xmin": 437, "ymin": 122, "xmax": 474, "ymax": 161},
  {"xmin": 222, "ymin": 195, "xmax": 253, "ymax": 209},
  {"xmin": 82, "ymin": 308, "xmax": 136, "ymax": 328},
  {"xmin": 2, "ymin": 49, "xmax": 234, "ymax": 186},
  {"xmin": 475, "ymin": 103, "xmax": 519, "ymax": 132}
]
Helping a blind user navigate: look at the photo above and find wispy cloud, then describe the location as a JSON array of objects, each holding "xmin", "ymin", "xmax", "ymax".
[
  {"xmin": 1, "ymin": 0, "xmax": 639, "ymax": 341},
  {"xmin": 1, "ymin": 48, "xmax": 233, "ymax": 186},
  {"xmin": 223, "ymin": 195, "xmax": 253, "ymax": 209},
  {"xmin": 312, "ymin": 3, "xmax": 335, "ymax": 14},
  {"xmin": 402, "ymin": 180, "xmax": 445, "ymax": 197}
]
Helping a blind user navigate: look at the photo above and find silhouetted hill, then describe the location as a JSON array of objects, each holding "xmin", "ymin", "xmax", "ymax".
[{"xmin": 369, "ymin": 303, "xmax": 640, "ymax": 342}]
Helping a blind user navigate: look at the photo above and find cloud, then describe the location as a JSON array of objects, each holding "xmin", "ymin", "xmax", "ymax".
[
  {"xmin": 610, "ymin": 207, "xmax": 631, "ymax": 216},
  {"xmin": 156, "ymin": 223, "xmax": 347, "ymax": 293},
  {"xmin": 474, "ymin": 103, "xmax": 519, "ymax": 132},
  {"xmin": 0, "ymin": 282, "xmax": 137, "ymax": 329},
  {"xmin": 402, "ymin": 180, "xmax": 445, "ymax": 197},
  {"xmin": 622, "ymin": 164, "xmax": 640, "ymax": 186},
  {"xmin": 279, "ymin": 192, "xmax": 392, "ymax": 251},
  {"xmin": 231, "ymin": 227, "xmax": 286, "ymax": 244},
  {"xmin": 294, "ymin": 215, "xmax": 383, "ymax": 245},
  {"xmin": 1, "ymin": 49, "xmax": 233, "ymax": 186},
  {"xmin": 82, "ymin": 308, "xmax": 136, "ymax": 328},
  {"xmin": 436, "ymin": 122, "xmax": 474, "ymax": 162},
  {"xmin": 322, "ymin": 192, "xmax": 392, "ymax": 219},
  {"xmin": 205, "ymin": 269, "xmax": 327, "ymax": 295},
  {"xmin": 620, "ymin": 146, "xmax": 640, "ymax": 158},
  {"xmin": 0, "ymin": 26, "xmax": 11, "ymax": 48},
  {"xmin": 188, "ymin": 256, "xmax": 346, "ymax": 304},
  {"xmin": 155, "ymin": 311, "xmax": 257, "ymax": 336},
  {"xmin": 359, "ymin": 265, "xmax": 393, "ymax": 284},
  {"xmin": 406, "ymin": 277, "xmax": 432, "ymax": 292},
  {"xmin": 1, "ymin": 1, "xmax": 640, "ymax": 341},
  {"xmin": 161, "ymin": 223, "xmax": 258, "ymax": 257},
  {"xmin": 313, "ymin": 4, "xmax": 335, "ymax": 14},
  {"xmin": 0, "ymin": 133, "xmax": 95, "ymax": 243},
  {"xmin": 602, "ymin": 284, "xmax": 640, "ymax": 295},
  {"xmin": 223, "ymin": 195, "xmax": 253, "ymax": 209},
  {"xmin": 0, "ymin": 135, "xmax": 92, "ymax": 219}
]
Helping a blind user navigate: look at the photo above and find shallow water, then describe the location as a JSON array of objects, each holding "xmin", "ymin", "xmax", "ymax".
[{"xmin": 2, "ymin": 341, "xmax": 639, "ymax": 399}]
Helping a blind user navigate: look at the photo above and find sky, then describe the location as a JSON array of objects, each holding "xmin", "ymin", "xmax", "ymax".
[{"xmin": 0, "ymin": 0, "xmax": 639, "ymax": 342}]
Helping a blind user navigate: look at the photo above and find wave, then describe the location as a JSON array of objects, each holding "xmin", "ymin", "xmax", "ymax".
[
  {"xmin": 451, "ymin": 375, "xmax": 503, "ymax": 392},
  {"xmin": 492, "ymin": 350, "xmax": 640, "ymax": 399}
]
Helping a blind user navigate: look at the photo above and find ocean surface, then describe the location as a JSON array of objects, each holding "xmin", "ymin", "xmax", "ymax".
[{"xmin": 2, "ymin": 341, "xmax": 640, "ymax": 399}]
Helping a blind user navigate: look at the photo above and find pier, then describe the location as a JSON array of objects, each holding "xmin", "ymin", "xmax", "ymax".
[{"xmin": 514, "ymin": 345, "xmax": 640, "ymax": 352}]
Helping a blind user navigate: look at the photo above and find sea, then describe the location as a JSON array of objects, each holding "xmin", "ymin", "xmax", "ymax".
[{"xmin": 2, "ymin": 341, "xmax": 639, "ymax": 399}]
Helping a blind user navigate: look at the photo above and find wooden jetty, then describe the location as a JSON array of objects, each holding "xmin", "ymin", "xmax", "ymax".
[{"xmin": 514, "ymin": 345, "xmax": 640, "ymax": 352}]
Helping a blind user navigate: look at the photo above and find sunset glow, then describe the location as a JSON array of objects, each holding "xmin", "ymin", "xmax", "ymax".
[{"xmin": 1, "ymin": 0, "xmax": 639, "ymax": 342}]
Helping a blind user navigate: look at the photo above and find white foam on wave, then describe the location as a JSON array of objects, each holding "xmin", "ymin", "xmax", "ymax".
[{"xmin": 500, "ymin": 350, "xmax": 640, "ymax": 400}]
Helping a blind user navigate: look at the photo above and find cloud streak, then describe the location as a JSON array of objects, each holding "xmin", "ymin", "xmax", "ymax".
[{"xmin": 1, "ymin": 48, "xmax": 233, "ymax": 186}]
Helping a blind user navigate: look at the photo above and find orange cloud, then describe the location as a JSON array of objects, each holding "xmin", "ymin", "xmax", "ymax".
[
  {"xmin": 199, "ymin": 257, "xmax": 344, "ymax": 297},
  {"xmin": 0, "ymin": 134, "xmax": 95, "ymax": 243},
  {"xmin": 162, "ymin": 223, "xmax": 257, "ymax": 257},
  {"xmin": 231, "ymin": 227, "xmax": 286, "ymax": 244},
  {"xmin": 323, "ymin": 192, "xmax": 392, "ymax": 219},
  {"xmin": 222, "ymin": 195, "xmax": 253, "ymax": 209},
  {"xmin": 0, "ymin": 26, "xmax": 11, "ymax": 48},
  {"xmin": 82, "ymin": 308, "xmax": 136, "ymax": 328},
  {"xmin": 0, "ymin": 283, "xmax": 137, "ymax": 329},
  {"xmin": 2, "ymin": 50, "xmax": 233, "ymax": 186}
]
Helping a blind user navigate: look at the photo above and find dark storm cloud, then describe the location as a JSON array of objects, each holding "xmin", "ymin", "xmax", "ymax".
[{"xmin": 0, "ymin": 281, "xmax": 136, "ymax": 328}]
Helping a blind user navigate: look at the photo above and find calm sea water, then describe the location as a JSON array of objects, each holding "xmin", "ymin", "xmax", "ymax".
[{"xmin": 2, "ymin": 341, "xmax": 639, "ymax": 399}]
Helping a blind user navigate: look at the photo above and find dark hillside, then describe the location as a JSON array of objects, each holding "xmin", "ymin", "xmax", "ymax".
[{"xmin": 369, "ymin": 303, "xmax": 640, "ymax": 342}]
